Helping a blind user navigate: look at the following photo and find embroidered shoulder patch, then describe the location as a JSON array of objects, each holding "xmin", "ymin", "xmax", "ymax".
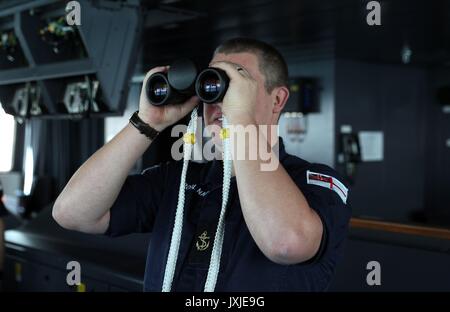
[{"xmin": 306, "ymin": 170, "xmax": 348, "ymax": 204}]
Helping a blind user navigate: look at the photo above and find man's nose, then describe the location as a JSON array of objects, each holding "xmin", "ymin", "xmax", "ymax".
[{"xmin": 210, "ymin": 103, "xmax": 222, "ymax": 110}]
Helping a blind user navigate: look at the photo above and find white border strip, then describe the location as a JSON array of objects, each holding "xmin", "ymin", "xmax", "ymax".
[{"xmin": 306, "ymin": 170, "xmax": 348, "ymax": 204}]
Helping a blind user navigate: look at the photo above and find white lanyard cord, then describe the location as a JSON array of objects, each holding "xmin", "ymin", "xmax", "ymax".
[
  {"xmin": 204, "ymin": 115, "xmax": 232, "ymax": 292},
  {"xmin": 161, "ymin": 108, "xmax": 232, "ymax": 292},
  {"xmin": 161, "ymin": 107, "xmax": 198, "ymax": 292}
]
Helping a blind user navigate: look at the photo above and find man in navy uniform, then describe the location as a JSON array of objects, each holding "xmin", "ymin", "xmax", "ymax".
[{"xmin": 53, "ymin": 38, "xmax": 351, "ymax": 291}]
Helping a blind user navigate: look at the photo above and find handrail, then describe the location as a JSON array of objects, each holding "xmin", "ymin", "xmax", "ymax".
[{"xmin": 350, "ymin": 218, "xmax": 450, "ymax": 240}]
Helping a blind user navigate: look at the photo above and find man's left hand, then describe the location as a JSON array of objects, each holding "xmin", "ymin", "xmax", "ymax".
[{"xmin": 210, "ymin": 61, "xmax": 258, "ymax": 125}]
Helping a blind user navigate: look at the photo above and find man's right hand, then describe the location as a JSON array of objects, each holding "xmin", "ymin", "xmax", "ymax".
[
  {"xmin": 138, "ymin": 66, "xmax": 199, "ymax": 132},
  {"xmin": 52, "ymin": 65, "xmax": 199, "ymax": 235}
]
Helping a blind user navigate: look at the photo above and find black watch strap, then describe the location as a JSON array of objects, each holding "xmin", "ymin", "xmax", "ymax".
[{"xmin": 129, "ymin": 111, "xmax": 159, "ymax": 140}]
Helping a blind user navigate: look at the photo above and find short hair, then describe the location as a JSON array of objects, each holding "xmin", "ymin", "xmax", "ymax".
[{"xmin": 214, "ymin": 38, "xmax": 289, "ymax": 93}]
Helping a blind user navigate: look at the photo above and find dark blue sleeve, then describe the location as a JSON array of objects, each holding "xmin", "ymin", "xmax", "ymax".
[
  {"xmin": 279, "ymin": 163, "xmax": 352, "ymax": 290},
  {"xmin": 291, "ymin": 163, "xmax": 352, "ymax": 264},
  {"xmin": 104, "ymin": 163, "xmax": 169, "ymax": 237}
]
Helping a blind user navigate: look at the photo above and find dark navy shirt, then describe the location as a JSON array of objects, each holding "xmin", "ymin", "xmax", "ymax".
[{"xmin": 105, "ymin": 138, "xmax": 351, "ymax": 291}]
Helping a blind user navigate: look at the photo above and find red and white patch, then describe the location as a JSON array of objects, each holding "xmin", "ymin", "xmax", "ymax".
[{"xmin": 306, "ymin": 170, "xmax": 348, "ymax": 204}]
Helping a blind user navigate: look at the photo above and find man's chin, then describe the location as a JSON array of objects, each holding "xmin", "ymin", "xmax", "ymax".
[{"xmin": 210, "ymin": 120, "xmax": 223, "ymax": 128}]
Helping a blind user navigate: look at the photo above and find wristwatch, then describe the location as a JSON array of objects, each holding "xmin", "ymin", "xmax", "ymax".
[{"xmin": 129, "ymin": 111, "xmax": 159, "ymax": 140}]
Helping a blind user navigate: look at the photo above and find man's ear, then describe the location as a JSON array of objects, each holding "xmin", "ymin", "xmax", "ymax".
[{"xmin": 272, "ymin": 86, "xmax": 290, "ymax": 114}]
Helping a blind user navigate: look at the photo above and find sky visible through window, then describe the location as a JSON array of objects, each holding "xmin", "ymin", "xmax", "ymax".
[{"xmin": 0, "ymin": 105, "xmax": 15, "ymax": 172}]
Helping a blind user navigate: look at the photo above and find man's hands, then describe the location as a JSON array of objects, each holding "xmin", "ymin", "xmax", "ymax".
[
  {"xmin": 210, "ymin": 61, "xmax": 258, "ymax": 125},
  {"xmin": 138, "ymin": 66, "xmax": 199, "ymax": 132},
  {"xmin": 140, "ymin": 63, "xmax": 260, "ymax": 129},
  {"xmin": 138, "ymin": 62, "xmax": 262, "ymax": 131}
]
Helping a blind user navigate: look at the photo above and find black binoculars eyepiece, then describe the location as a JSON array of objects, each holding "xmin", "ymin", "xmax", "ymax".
[
  {"xmin": 146, "ymin": 72, "xmax": 171, "ymax": 106},
  {"xmin": 195, "ymin": 67, "xmax": 229, "ymax": 104},
  {"xmin": 146, "ymin": 59, "xmax": 198, "ymax": 106},
  {"xmin": 146, "ymin": 59, "xmax": 229, "ymax": 106}
]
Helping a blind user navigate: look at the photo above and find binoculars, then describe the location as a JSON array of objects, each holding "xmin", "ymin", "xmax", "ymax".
[{"xmin": 145, "ymin": 59, "xmax": 229, "ymax": 106}]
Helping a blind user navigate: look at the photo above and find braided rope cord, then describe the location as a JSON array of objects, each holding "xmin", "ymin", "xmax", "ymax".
[{"xmin": 162, "ymin": 108, "xmax": 232, "ymax": 292}]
